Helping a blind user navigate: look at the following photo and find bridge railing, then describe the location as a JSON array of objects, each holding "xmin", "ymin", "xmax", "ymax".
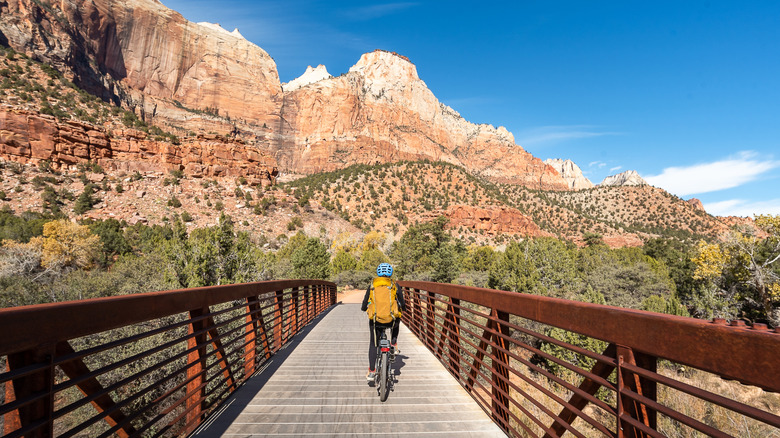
[
  {"xmin": 399, "ymin": 281, "xmax": 780, "ymax": 438},
  {"xmin": 0, "ymin": 279, "xmax": 336, "ymax": 438}
]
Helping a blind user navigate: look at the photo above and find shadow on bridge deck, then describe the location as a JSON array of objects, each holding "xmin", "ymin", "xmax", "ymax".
[{"xmin": 191, "ymin": 302, "xmax": 506, "ymax": 437}]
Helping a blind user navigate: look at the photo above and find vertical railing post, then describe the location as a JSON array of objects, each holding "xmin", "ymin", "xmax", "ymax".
[
  {"xmin": 425, "ymin": 291, "xmax": 436, "ymax": 349},
  {"xmin": 186, "ymin": 307, "xmax": 209, "ymax": 430},
  {"xmin": 273, "ymin": 289, "xmax": 284, "ymax": 351},
  {"xmin": 4, "ymin": 346, "xmax": 55, "ymax": 438},
  {"xmin": 304, "ymin": 285, "xmax": 311, "ymax": 325},
  {"xmin": 448, "ymin": 298, "xmax": 462, "ymax": 379},
  {"xmin": 244, "ymin": 295, "xmax": 260, "ymax": 378},
  {"xmin": 492, "ymin": 310, "xmax": 511, "ymax": 429},
  {"xmin": 616, "ymin": 345, "xmax": 657, "ymax": 438},
  {"xmin": 412, "ymin": 288, "xmax": 423, "ymax": 336},
  {"xmin": 291, "ymin": 287, "xmax": 300, "ymax": 335}
]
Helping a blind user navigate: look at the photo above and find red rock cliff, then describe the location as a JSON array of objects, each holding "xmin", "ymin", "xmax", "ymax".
[{"xmin": 1, "ymin": 2, "xmax": 568, "ymax": 190}]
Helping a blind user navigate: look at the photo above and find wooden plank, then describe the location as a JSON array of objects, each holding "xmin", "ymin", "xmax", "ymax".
[{"xmin": 195, "ymin": 304, "xmax": 506, "ymax": 437}]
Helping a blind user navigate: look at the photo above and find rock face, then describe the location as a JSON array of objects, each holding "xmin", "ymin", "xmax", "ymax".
[
  {"xmin": 277, "ymin": 51, "xmax": 568, "ymax": 189},
  {"xmin": 686, "ymin": 198, "xmax": 705, "ymax": 212},
  {"xmin": 443, "ymin": 205, "xmax": 549, "ymax": 237},
  {"xmin": 0, "ymin": 0, "xmax": 283, "ymax": 133},
  {"xmin": 0, "ymin": 108, "xmax": 278, "ymax": 184},
  {"xmin": 283, "ymin": 65, "xmax": 333, "ymax": 92},
  {"xmin": 544, "ymin": 159, "xmax": 594, "ymax": 190},
  {"xmin": 600, "ymin": 170, "xmax": 647, "ymax": 187},
  {"xmin": 0, "ymin": 2, "xmax": 569, "ymax": 190}
]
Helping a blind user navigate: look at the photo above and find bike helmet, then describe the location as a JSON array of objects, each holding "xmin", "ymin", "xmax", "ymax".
[{"xmin": 376, "ymin": 263, "xmax": 393, "ymax": 277}]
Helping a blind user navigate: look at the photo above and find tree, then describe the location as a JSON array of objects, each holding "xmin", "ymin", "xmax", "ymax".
[
  {"xmin": 693, "ymin": 215, "xmax": 780, "ymax": 325},
  {"xmin": 291, "ymin": 237, "xmax": 330, "ymax": 279},
  {"xmin": 37, "ymin": 219, "xmax": 100, "ymax": 271},
  {"xmin": 390, "ymin": 216, "xmax": 451, "ymax": 279},
  {"xmin": 490, "ymin": 238, "xmax": 579, "ymax": 298},
  {"xmin": 331, "ymin": 249, "xmax": 358, "ymax": 275}
]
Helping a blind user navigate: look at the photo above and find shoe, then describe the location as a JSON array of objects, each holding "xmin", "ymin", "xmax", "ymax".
[
  {"xmin": 366, "ymin": 369, "xmax": 376, "ymax": 382},
  {"xmin": 391, "ymin": 344, "xmax": 400, "ymax": 355}
]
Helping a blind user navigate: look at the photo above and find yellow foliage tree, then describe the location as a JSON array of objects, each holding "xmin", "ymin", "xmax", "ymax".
[
  {"xmin": 360, "ymin": 230, "xmax": 387, "ymax": 252},
  {"xmin": 693, "ymin": 214, "xmax": 780, "ymax": 325},
  {"xmin": 36, "ymin": 220, "xmax": 101, "ymax": 270}
]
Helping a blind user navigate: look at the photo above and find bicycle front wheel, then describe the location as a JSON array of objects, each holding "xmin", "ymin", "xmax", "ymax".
[{"xmin": 379, "ymin": 352, "xmax": 389, "ymax": 402}]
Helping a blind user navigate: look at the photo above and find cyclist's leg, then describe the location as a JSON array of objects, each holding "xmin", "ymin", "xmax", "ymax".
[
  {"xmin": 368, "ymin": 320, "xmax": 378, "ymax": 370},
  {"xmin": 390, "ymin": 318, "xmax": 400, "ymax": 344}
]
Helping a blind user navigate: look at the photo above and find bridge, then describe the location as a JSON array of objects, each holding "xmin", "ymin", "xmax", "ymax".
[{"xmin": 0, "ymin": 280, "xmax": 778, "ymax": 437}]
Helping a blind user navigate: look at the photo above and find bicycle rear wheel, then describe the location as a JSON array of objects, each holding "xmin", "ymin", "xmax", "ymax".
[{"xmin": 378, "ymin": 351, "xmax": 389, "ymax": 402}]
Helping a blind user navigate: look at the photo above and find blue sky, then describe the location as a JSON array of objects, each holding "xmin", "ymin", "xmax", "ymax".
[{"xmin": 161, "ymin": 1, "xmax": 780, "ymax": 217}]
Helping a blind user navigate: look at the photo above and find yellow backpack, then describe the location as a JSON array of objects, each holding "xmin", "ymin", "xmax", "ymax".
[{"xmin": 367, "ymin": 277, "xmax": 401, "ymax": 324}]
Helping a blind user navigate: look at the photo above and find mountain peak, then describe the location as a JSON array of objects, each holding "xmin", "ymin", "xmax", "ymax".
[
  {"xmin": 544, "ymin": 159, "xmax": 594, "ymax": 190},
  {"xmin": 349, "ymin": 50, "xmax": 419, "ymax": 82},
  {"xmin": 600, "ymin": 170, "xmax": 647, "ymax": 187},
  {"xmin": 282, "ymin": 65, "xmax": 333, "ymax": 92}
]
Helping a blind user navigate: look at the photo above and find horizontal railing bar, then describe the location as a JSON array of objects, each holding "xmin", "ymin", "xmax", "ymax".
[
  {"xmin": 0, "ymin": 280, "xmax": 333, "ymax": 355},
  {"xmin": 621, "ymin": 361, "xmax": 780, "ymax": 428},
  {"xmin": 400, "ymin": 281, "xmax": 780, "ymax": 393},
  {"xmin": 620, "ymin": 387, "xmax": 729, "ymax": 438},
  {"xmin": 427, "ymin": 299, "xmax": 618, "ymax": 401}
]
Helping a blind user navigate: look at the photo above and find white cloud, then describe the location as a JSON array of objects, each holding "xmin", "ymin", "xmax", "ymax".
[
  {"xmin": 589, "ymin": 161, "xmax": 606, "ymax": 168},
  {"xmin": 609, "ymin": 166, "xmax": 623, "ymax": 172},
  {"xmin": 705, "ymin": 198, "xmax": 780, "ymax": 217},
  {"xmin": 516, "ymin": 125, "xmax": 620, "ymax": 147},
  {"xmin": 644, "ymin": 151, "xmax": 780, "ymax": 196}
]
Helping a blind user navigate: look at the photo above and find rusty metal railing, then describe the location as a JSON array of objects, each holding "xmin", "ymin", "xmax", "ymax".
[
  {"xmin": 399, "ymin": 281, "xmax": 780, "ymax": 438},
  {"xmin": 0, "ymin": 280, "xmax": 336, "ymax": 437}
]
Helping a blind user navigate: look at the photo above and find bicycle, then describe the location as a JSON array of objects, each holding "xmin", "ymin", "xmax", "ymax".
[{"xmin": 373, "ymin": 326, "xmax": 395, "ymax": 401}]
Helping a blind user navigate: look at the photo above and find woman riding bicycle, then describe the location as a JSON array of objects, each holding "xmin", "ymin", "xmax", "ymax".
[{"xmin": 361, "ymin": 263, "xmax": 405, "ymax": 381}]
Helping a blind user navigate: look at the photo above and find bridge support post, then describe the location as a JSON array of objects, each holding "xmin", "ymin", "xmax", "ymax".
[
  {"xmin": 616, "ymin": 345, "xmax": 657, "ymax": 438},
  {"xmin": 4, "ymin": 346, "xmax": 55, "ymax": 438},
  {"xmin": 273, "ymin": 289, "xmax": 285, "ymax": 352},
  {"xmin": 425, "ymin": 291, "xmax": 436, "ymax": 350},
  {"xmin": 186, "ymin": 307, "xmax": 209, "ymax": 430},
  {"xmin": 244, "ymin": 296, "xmax": 261, "ymax": 378},
  {"xmin": 492, "ymin": 310, "xmax": 511, "ymax": 429},
  {"xmin": 291, "ymin": 287, "xmax": 300, "ymax": 335}
]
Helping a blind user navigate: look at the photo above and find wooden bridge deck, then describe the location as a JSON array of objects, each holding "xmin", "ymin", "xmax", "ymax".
[{"xmin": 193, "ymin": 301, "xmax": 506, "ymax": 437}]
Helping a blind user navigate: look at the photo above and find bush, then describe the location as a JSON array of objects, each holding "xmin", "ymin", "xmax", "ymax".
[{"xmin": 167, "ymin": 196, "xmax": 182, "ymax": 208}]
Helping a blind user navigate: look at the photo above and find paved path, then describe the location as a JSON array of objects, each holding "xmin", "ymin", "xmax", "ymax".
[{"xmin": 194, "ymin": 300, "xmax": 507, "ymax": 437}]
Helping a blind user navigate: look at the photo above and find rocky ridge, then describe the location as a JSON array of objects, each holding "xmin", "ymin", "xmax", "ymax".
[
  {"xmin": 544, "ymin": 159, "xmax": 594, "ymax": 190},
  {"xmin": 600, "ymin": 170, "xmax": 648, "ymax": 187},
  {"xmin": 0, "ymin": 0, "xmax": 569, "ymax": 190}
]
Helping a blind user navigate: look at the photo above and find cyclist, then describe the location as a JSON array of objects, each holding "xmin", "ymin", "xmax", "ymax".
[{"xmin": 361, "ymin": 262, "xmax": 405, "ymax": 381}]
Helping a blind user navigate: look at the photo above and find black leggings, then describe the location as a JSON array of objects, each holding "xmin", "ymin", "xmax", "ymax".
[{"xmin": 368, "ymin": 319, "xmax": 400, "ymax": 370}]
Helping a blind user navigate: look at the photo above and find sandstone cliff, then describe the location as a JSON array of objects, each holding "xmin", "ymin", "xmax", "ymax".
[
  {"xmin": 277, "ymin": 50, "xmax": 569, "ymax": 189},
  {"xmin": 0, "ymin": 0, "xmax": 283, "ymax": 134},
  {"xmin": 544, "ymin": 159, "xmax": 594, "ymax": 190},
  {"xmin": 0, "ymin": 107, "xmax": 277, "ymax": 184},
  {"xmin": 600, "ymin": 170, "xmax": 647, "ymax": 187},
  {"xmin": 0, "ymin": 1, "xmax": 569, "ymax": 190}
]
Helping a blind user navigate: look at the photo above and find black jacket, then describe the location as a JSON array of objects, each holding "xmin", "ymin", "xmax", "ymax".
[{"xmin": 361, "ymin": 278, "xmax": 405, "ymax": 312}]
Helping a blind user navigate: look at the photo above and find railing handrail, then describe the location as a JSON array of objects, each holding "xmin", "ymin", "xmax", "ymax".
[
  {"xmin": 399, "ymin": 280, "xmax": 780, "ymax": 393},
  {"xmin": 0, "ymin": 280, "xmax": 334, "ymax": 356}
]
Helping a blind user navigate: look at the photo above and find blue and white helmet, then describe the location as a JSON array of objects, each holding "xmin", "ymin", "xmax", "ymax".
[{"xmin": 377, "ymin": 263, "xmax": 393, "ymax": 277}]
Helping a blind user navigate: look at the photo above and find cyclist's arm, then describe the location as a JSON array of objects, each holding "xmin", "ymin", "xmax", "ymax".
[{"xmin": 360, "ymin": 284, "xmax": 371, "ymax": 311}]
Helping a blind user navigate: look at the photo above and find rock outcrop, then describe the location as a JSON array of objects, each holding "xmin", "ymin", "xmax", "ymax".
[
  {"xmin": 0, "ymin": 1, "xmax": 570, "ymax": 190},
  {"xmin": 277, "ymin": 51, "xmax": 569, "ymax": 189},
  {"xmin": 544, "ymin": 159, "xmax": 594, "ymax": 190},
  {"xmin": 443, "ymin": 205, "xmax": 550, "ymax": 237},
  {"xmin": 0, "ymin": 0, "xmax": 283, "ymax": 133},
  {"xmin": 283, "ymin": 65, "xmax": 333, "ymax": 92},
  {"xmin": 686, "ymin": 198, "xmax": 705, "ymax": 212},
  {"xmin": 600, "ymin": 170, "xmax": 647, "ymax": 187},
  {"xmin": 0, "ymin": 108, "xmax": 278, "ymax": 184}
]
